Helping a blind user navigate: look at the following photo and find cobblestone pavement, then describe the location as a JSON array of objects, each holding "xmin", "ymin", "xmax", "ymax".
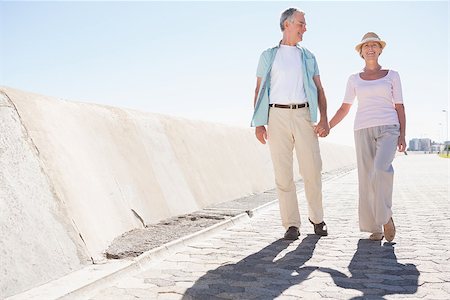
[{"xmin": 88, "ymin": 154, "xmax": 449, "ymax": 300}]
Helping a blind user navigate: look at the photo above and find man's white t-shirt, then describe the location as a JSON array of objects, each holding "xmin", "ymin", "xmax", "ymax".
[
  {"xmin": 343, "ymin": 70, "xmax": 403, "ymax": 130},
  {"xmin": 270, "ymin": 45, "xmax": 307, "ymax": 105}
]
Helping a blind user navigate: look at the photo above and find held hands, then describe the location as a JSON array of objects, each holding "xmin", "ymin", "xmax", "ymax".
[
  {"xmin": 255, "ymin": 126, "xmax": 268, "ymax": 144},
  {"xmin": 256, "ymin": 121, "xmax": 330, "ymax": 144},
  {"xmin": 314, "ymin": 120, "xmax": 330, "ymax": 138}
]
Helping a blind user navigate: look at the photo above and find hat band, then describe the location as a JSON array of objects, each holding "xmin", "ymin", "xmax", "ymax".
[{"xmin": 360, "ymin": 37, "xmax": 382, "ymax": 44}]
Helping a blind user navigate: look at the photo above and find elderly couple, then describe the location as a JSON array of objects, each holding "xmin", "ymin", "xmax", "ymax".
[{"xmin": 251, "ymin": 8, "xmax": 406, "ymax": 242}]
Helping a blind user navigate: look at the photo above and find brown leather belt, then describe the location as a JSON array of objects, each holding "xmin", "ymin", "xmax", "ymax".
[{"xmin": 269, "ymin": 103, "xmax": 309, "ymax": 109}]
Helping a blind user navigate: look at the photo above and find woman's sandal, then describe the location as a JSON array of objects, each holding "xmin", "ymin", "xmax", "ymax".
[
  {"xmin": 369, "ymin": 232, "xmax": 384, "ymax": 241},
  {"xmin": 384, "ymin": 217, "xmax": 396, "ymax": 242}
]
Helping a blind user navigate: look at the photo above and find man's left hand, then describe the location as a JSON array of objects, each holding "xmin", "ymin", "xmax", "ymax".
[{"xmin": 314, "ymin": 120, "xmax": 330, "ymax": 137}]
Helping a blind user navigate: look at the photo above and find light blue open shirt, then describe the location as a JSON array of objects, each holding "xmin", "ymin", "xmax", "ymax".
[{"xmin": 251, "ymin": 44, "xmax": 320, "ymax": 127}]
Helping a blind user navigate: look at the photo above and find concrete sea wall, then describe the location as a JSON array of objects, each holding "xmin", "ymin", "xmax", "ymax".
[{"xmin": 0, "ymin": 86, "xmax": 355, "ymax": 297}]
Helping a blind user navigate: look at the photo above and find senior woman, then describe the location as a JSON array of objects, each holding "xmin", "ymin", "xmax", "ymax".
[{"xmin": 329, "ymin": 32, "xmax": 406, "ymax": 242}]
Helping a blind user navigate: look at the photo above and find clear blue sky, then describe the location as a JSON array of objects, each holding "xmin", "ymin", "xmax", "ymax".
[{"xmin": 1, "ymin": 0, "xmax": 448, "ymax": 146}]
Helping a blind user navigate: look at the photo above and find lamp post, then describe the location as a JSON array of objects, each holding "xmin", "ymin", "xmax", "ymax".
[{"xmin": 443, "ymin": 109, "xmax": 449, "ymax": 155}]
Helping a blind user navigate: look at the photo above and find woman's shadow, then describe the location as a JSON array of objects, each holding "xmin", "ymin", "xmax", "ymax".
[
  {"xmin": 320, "ymin": 239, "xmax": 420, "ymax": 300},
  {"xmin": 183, "ymin": 237, "xmax": 419, "ymax": 300},
  {"xmin": 183, "ymin": 234, "xmax": 321, "ymax": 299}
]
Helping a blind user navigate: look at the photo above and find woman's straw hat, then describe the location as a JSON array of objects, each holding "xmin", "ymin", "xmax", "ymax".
[{"xmin": 355, "ymin": 32, "xmax": 386, "ymax": 52}]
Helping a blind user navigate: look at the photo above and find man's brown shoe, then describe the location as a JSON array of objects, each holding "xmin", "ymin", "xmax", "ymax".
[
  {"xmin": 309, "ymin": 218, "xmax": 328, "ymax": 236},
  {"xmin": 384, "ymin": 217, "xmax": 396, "ymax": 242},
  {"xmin": 284, "ymin": 226, "xmax": 300, "ymax": 240}
]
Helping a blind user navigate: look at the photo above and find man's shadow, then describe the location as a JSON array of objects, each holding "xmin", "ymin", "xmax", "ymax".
[
  {"xmin": 320, "ymin": 239, "xmax": 420, "ymax": 300},
  {"xmin": 182, "ymin": 234, "xmax": 321, "ymax": 299}
]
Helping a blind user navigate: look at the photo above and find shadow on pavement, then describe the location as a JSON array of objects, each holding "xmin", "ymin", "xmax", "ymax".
[
  {"xmin": 320, "ymin": 239, "xmax": 420, "ymax": 300},
  {"xmin": 183, "ymin": 237, "xmax": 419, "ymax": 299},
  {"xmin": 182, "ymin": 234, "xmax": 321, "ymax": 299}
]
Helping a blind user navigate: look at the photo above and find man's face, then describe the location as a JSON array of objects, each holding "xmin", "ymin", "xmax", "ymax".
[{"xmin": 286, "ymin": 12, "xmax": 307, "ymax": 43}]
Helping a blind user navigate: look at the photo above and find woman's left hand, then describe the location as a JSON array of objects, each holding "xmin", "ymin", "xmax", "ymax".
[{"xmin": 397, "ymin": 135, "xmax": 406, "ymax": 152}]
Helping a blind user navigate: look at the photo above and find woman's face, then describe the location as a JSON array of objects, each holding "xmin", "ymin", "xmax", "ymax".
[{"xmin": 361, "ymin": 42, "xmax": 382, "ymax": 60}]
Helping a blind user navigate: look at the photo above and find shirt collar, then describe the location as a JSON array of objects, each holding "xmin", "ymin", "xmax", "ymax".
[{"xmin": 277, "ymin": 40, "xmax": 302, "ymax": 49}]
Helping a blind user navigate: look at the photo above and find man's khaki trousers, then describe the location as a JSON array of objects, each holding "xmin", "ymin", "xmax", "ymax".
[
  {"xmin": 267, "ymin": 106, "xmax": 324, "ymax": 230},
  {"xmin": 354, "ymin": 125, "xmax": 399, "ymax": 233}
]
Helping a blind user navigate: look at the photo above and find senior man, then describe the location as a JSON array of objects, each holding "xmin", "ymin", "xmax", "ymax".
[{"xmin": 251, "ymin": 8, "xmax": 329, "ymax": 240}]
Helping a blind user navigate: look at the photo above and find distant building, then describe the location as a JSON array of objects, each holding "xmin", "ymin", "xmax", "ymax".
[
  {"xmin": 408, "ymin": 138, "xmax": 431, "ymax": 151},
  {"xmin": 409, "ymin": 139, "xmax": 420, "ymax": 151},
  {"xmin": 431, "ymin": 142, "xmax": 443, "ymax": 153}
]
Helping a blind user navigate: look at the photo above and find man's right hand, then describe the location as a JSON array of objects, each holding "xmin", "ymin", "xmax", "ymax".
[{"xmin": 255, "ymin": 126, "xmax": 268, "ymax": 144}]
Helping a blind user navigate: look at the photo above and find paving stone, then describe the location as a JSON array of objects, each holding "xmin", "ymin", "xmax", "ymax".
[
  {"xmin": 89, "ymin": 287, "xmax": 158, "ymax": 300},
  {"xmin": 157, "ymin": 292, "xmax": 184, "ymax": 300},
  {"xmin": 318, "ymin": 291, "xmax": 363, "ymax": 299},
  {"xmin": 281, "ymin": 289, "xmax": 324, "ymax": 299},
  {"xmin": 113, "ymin": 276, "xmax": 156, "ymax": 289},
  {"xmin": 144, "ymin": 278, "xmax": 176, "ymax": 287},
  {"xmin": 365, "ymin": 273, "xmax": 404, "ymax": 281},
  {"xmin": 356, "ymin": 288, "xmax": 387, "ymax": 295},
  {"xmin": 208, "ymin": 284, "xmax": 245, "ymax": 293},
  {"xmin": 157, "ymin": 285, "xmax": 188, "ymax": 295},
  {"xmin": 363, "ymin": 282, "xmax": 406, "ymax": 292}
]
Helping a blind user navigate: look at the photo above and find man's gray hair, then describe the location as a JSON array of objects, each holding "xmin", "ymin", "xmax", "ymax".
[{"xmin": 280, "ymin": 8, "xmax": 305, "ymax": 31}]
